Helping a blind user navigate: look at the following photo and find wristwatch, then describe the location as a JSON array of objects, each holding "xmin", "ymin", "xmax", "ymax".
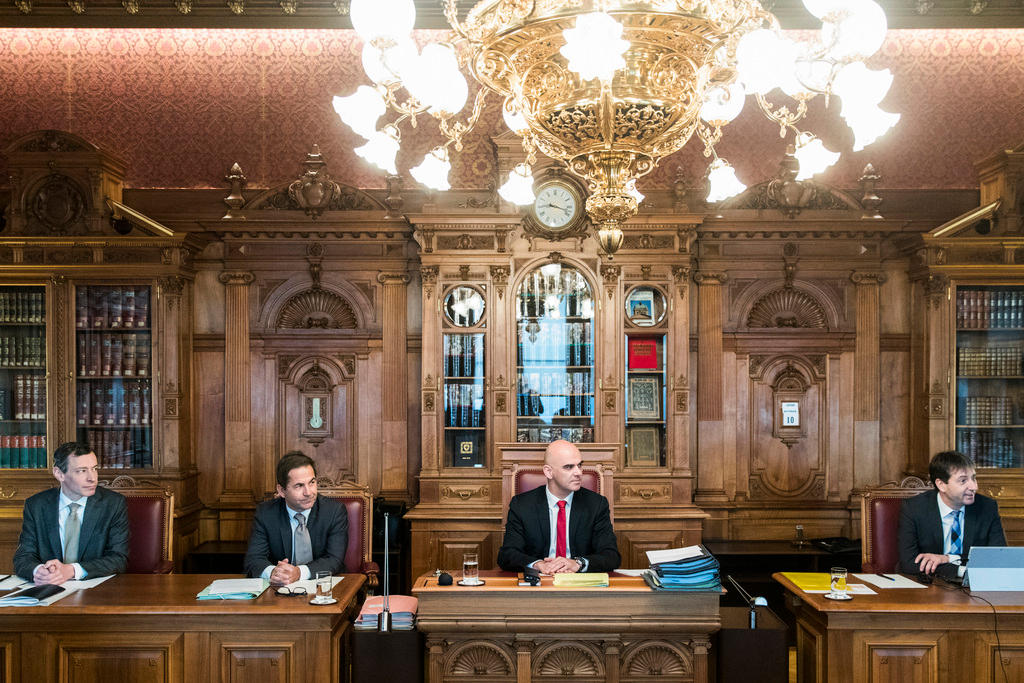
[{"xmin": 573, "ymin": 556, "xmax": 588, "ymax": 572}]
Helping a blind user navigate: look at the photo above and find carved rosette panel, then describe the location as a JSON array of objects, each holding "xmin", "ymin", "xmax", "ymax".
[
  {"xmin": 421, "ymin": 266, "xmax": 439, "ymax": 299},
  {"xmin": 276, "ymin": 289, "xmax": 357, "ymax": 329},
  {"xmin": 534, "ymin": 641, "xmax": 603, "ymax": 677},
  {"xmin": 490, "ymin": 265, "xmax": 509, "ymax": 300},
  {"xmin": 27, "ymin": 173, "xmax": 87, "ymax": 235},
  {"xmin": 747, "ymin": 288, "xmax": 827, "ymax": 329},
  {"xmin": 622, "ymin": 641, "xmax": 691, "ymax": 678},
  {"xmin": 672, "ymin": 265, "xmax": 691, "ymax": 299},
  {"xmin": 675, "ymin": 391, "xmax": 689, "ymax": 414},
  {"xmin": 440, "ymin": 485, "xmax": 490, "ymax": 502},
  {"xmin": 495, "ymin": 391, "xmax": 507, "ymax": 414},
  {"xmin": 601, "ymin": 264, "xmax": 620, "ymax": 300},
  {"xmin": 438, "ymin": 234, "xmax": 492, "ymax": 250},
  {"xmin": 445, "ymin": 642, "xmax": 514, "ymax": 676},
  {"xmin": 423, "ymin": 391, "xmax": 435, "ymax": 413},
  {"xmin": 618, "ymin": 483, "xmax": 671, "ymax": 503}
]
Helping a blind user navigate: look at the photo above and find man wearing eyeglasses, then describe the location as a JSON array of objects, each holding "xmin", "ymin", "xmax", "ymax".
[
  {"xmin": 244, "ymin": 451, "xmax": 349, "ymax": 585},
  {"xmin": 13, "ymin": 441, "xmax": 129, "ymax": 585}
]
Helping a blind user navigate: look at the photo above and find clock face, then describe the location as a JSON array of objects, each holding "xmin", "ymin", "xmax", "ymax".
[{"xmin": 533, "ymin": 183, "xmax": 580, "ymax": 230}]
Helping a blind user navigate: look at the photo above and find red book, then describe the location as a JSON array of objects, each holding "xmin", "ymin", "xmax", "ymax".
[{"xmin": 628, "ymin": 338, "xmax": 658, "ymax": 370}]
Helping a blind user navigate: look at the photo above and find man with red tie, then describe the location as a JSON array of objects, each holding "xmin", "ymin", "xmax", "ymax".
[{"xmin": 497, "ymin": 440, "xmax": 620, "ymax": 573}]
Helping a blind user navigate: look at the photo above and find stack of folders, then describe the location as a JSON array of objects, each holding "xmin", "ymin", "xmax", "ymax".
[
  {"xmin": 0, "ymin": 583, "xmax": 65, "ymax": 606},
  {"xmin": 643, "ymin": 545, "xmax": 721, "ymax": 592},
  {"xmin": 551, "ymin": 572, "xmax": 609, "ymax": 587},
  {"xmin": 354, "ymin": 595, "xmax": 418, "ymax": 631},
  {"xmin": 196, "ymin": 578, "xmax": 268, "ymax": 600}
]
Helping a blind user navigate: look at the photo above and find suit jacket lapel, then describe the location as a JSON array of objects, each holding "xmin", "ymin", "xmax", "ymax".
[
  {"xmin": 963, "ymin": 501, "xmax": 978, "ymax": 555},
  {"xmin": 568, "ymin": 492, "xmax": 585, "ymax": 552},
  {"xmin": 534, "ymin": 487, "xmax": 550, "ymax": 555},
  {"xmin": 924, "ymin": 490, "xmax": 944, "ymax": 553},
  {"xmin": 277, "ymin": 501, "xmax": 293, "ymax": 560},
  {"xmin": 42, "ymin": 490, "xmax": 61, "ymax": 560}
]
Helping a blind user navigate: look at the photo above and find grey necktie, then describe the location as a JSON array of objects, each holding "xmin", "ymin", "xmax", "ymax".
[
  {"xmin": 64, "ymin": 502, "xmax": 81, "ymax": 564},
  {"xmin": 293, "ymin": 512, "xmax": 312, "ymax": 566}
]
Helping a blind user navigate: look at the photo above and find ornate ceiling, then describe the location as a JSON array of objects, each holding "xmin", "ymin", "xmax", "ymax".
[{"xmin": 1, "ymin": 0, "xmax": 1023, "ymax": 28}]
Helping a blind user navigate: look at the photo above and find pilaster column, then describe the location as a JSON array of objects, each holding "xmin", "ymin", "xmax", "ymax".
[
  {"xmin": 694, "ymin": 270, "xmax": 728, "ymax": 501},
  {"xmin": 378, "ymin": 272, "xmax": 411, "ymax": 496},
  {"xmin": 219, "ymin": 271, "xmax": 254, "ymax": 504},
  {"xmin": 851, "ymin": 271, "xmax": 885, "ymax": 488}
]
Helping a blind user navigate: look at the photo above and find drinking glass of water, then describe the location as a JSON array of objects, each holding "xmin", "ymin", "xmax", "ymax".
[
  {"xmin": 313, "ymin": 571, "xmax": 333, "ymax": 604},
  {"xmin": 462, "ymin": 552, "xmax": 480, "ymax": 585}
]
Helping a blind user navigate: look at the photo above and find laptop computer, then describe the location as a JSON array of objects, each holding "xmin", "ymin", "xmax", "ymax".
[{"xmin": 966, "ymin": 546, "xmax": 1024, "ymax": 591}]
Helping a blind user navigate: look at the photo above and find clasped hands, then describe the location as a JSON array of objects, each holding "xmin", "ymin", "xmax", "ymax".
[
  {"xmin": 533, "ymin": 556, "xmax": 581, "ymax": 574},
  {"xmin": 33, "ymin": 559, "xmax": 75, "ymax": 586},
  {"xmin": 914, "ymin": 552, "xmax": 950, "ymax": 575},
  {"xmin": 269, "ymin": 558, "xmax": 302, "ymax": 586}
]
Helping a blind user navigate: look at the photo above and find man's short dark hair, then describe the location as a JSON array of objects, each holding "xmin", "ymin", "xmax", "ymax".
[
  {"xmin": 276, "ymin": 451, "xmax": 317, "ymax": 489},
  {"xmin": 53, "ymin": 441, "xmax": 94, "ymax": 473},
  {"xmin": 929, "ymin": 450, "xmax": 975, "ymax": 487}
]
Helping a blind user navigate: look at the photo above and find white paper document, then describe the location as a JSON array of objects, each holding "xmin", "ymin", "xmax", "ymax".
[
  {"xmin": 803, "ymin": 583, "xmax": 877, "ymax": 595},
  {"xmin": 613, "ymin": 569, "xmax": 649, "ymax": 577},
  {"xmin": 207, "ymin": 578, "xmax": 267, "ymax": 594},
  {"xmin": 64, "ymin": 575, "xmax": 115, "ymax": 590},
  {"xmin": 853, "ymin": 573, "xmax": 927, "ymax": 588},
  {"xmin": 0, "ymin": 575, "xmax": 30, "ymax": 591},
  {"xmin": 646, "ymin": 546, "xmax": 704, "ymax": 564}
]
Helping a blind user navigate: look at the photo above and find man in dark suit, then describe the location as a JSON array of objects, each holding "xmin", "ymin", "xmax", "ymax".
[
  {"xmin": 244, "ymin": 451, "xmax": 348, "ymax": 585},
  {"xmin": 14, "ymin": 441, "xmax": 129, "ymax": 584},
  {"xmin": 497, "ymin": 440, "xmax": 620, "ymax": 573},
  {"xmin": 898, "ymin": 450, "xmax": 1006, "ymax": 580}
]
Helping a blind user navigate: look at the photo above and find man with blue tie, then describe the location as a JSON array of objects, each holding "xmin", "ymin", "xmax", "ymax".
[
  {"xmin": 13, "ymin": 441, "xmax": 129, "ymax": 584},
  {"xmin": 244, "ymin": 451, "xmax": 348, "ymax": 585},
  {"xmin": 898, "ymin": 450, "xmax": 1006, "ymax": 581}
]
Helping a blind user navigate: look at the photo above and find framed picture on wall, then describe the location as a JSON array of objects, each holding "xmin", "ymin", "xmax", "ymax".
[
  {"xmin": 628, "ymin": 377, "xmax": 660, "ymax": 420},
  {"xmin": 627, "ymin": 427, "xmax": 660, "ymax": 467}
]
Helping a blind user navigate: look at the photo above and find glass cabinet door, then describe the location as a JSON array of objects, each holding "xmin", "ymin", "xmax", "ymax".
[
  {"xmin": 442, "ymin": 285, "xmax": 487, "ymax": 468},
  {"xmin": 75, "ymin": 285, "xmax": 153, "ymax": 469},
  {"xmin": 955, "ymin": 285, "xmax": 1024, "ymax": 468},
  {"xmin": 0, "ymin": 285, "xmax": 47, "ymax": 468},
  {"xmin": 515, "ymin": 264, "xmax": 595, "ymax": 443}
]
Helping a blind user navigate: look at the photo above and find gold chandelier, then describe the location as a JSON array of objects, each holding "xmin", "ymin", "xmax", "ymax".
[{"xmin": 335, "ymin": 0, "xmax": 898, "ymax": 255}]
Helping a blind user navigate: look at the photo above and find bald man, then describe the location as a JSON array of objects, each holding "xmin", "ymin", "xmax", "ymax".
[{"xmin": 497, "ymin": 440, "xmax": 620, "ymax": 574}]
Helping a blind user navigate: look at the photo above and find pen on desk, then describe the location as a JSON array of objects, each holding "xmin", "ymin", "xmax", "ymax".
[{"xmin": 878, "ymin": 574, "xmax": 897, "ymax": 581}]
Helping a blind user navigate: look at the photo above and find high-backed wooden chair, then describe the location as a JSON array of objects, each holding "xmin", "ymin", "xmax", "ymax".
[
  {"xmin": 266, "ymin": 477, "xmax": 380, "ymax": 592},
  {"xmin": 499, "ymin": 443, "xmax": 617, "ymax": 518},
  {"xmin": 101, "ymin": 475, "xmax": 174, "ymax": 574},
  {"xmin": 860, "ymin": 476, "xmax": 929, "ymax": 573}
]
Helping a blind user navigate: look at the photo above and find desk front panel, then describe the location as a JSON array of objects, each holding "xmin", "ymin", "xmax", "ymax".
[{"xmin": 0, "ymin": 573, "xmax": 365, "ymax": 683}]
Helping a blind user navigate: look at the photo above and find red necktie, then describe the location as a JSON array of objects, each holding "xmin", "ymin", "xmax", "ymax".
[{"xmin": 555, "ymin": 500, "xmax": 567, "ymax": 558}]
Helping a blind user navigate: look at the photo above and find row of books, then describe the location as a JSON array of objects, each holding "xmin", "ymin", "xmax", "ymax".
[
  {"xmin": 0, "ymin": 374, "xmax": 46, "ymax": 420},
  {"xmin": 516, "ymin": 426, "xmax": 594, "ymax": 443},
  {"xmin": 0, "ymin": 291, "xmax": 44, "ymax": 323},
  {"xmin": 77, "ymin": 333, "xmax": 151, "ymax": 378},
  {"xmin": 443, "ymin": 335, "xmax": 484, "ymax": 379},
  {"xmin": 957, "ymin": 289, "xmax": 1024, "ymax": 329},
  {"xmin": 518, "ymin": 291, "xmax": 593, "ymax": 319},
  {"xmin": 77, "ymin": 428, "xmax": 152, "ymax": 469},
  {"xmin": 957, "ymin": 429, "xmax": 1019, "ymax": 468},
  {"xmin": 75, "ymin": 286, "xmax": 150, "ymax": 329},
  {"xmin": 961, "ymin": 396, "xmax": 1016, "ymax": 425},
  {"xmin": 957, "ymin": 346, "xmax": 1022, "ymax": 377},
  {"xmin": 0, "ymin": 435, "xmax": 47, "ymax": 468},
  {"xmin": 444, "ymin": 382, "xmax": 484, "ymax": 428},
  {"xmin": 517, "ymin": 321, "xmax": 594, "ymax": 367},
  {"xmin": 0, "ymin": 336, "xmax": 44, "ymax": 367},
  {"xmin": 518, "ymin": 392, "xmax": 594, "ymax": 418},
  {"xmin": 76, "ymin": 381, "xmax": 152, "ymax": 426}
]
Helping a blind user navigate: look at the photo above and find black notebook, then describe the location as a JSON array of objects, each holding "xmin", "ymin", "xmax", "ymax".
[{"xmin": 0, "ymin": 583, "xmax": 65, "ymax": 606}]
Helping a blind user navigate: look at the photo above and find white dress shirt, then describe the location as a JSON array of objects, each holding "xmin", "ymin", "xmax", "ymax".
[
  {"xmin": 37, "ymin": 491, "xmax": 89, "ymax": 580},
  {"xmin": 936, "ymin": 495, "xmax": 966, "ymax": 577},
  {"xmin": 260, "ymin": 505, "xmax": 312, "ymax": 581}
]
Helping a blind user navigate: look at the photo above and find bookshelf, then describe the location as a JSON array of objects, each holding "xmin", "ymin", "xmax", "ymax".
[
  {"xmin": 955, "ymin": 285, "xmax": 1024, "ymax": 469},
  {"xmin": 74, "ymin": 285, "xmax": 153, "ymax": 469},
  {"xmin": 442, "ymin": 286, "xmax": 486, "ymax": 468},
  {"xmin": 625, "ymin": 286, "xmax": 667, "ymax": 467},
  {"xmin": 515, "ymin": 264, "xmax": 595, "ymax": 444},
  {"xmin": 0, "ymin": 285, "xmax": 47, "ymax": 468}
]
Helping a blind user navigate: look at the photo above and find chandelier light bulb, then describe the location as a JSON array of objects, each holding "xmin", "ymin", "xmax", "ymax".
[
  {"xmin": 801, "ymin": 0, "xmax": 843, "ymax": 20},
  {"xmin": 332, "ymin": 86, "xmax": 386, "ymax": 140},
  {"xmin": 404, "ymin": 44, "xmax": 469, "ymax": 116},
  {"xmin": 350, "ymin": 0, "xmax": 415, "ymax": 42},
  {"xmin": 410, "ymin": 147, "xmax": 452, "ymax": 191},
  {"xmin": 502, "ymin": 99, "xmax": 529, "ymax": 134},
  {"xmin": 793, "ymin": 58, "xmax": 834, "ymax": 94},
  {"xmin": 701, "ymin": 82, "xmax": 746, "ymax": 125},
  {"xmin": 498, "ymin": 163, "xmax": 536, "ymax": 205},
  {"xmin": 560, "ymin": 12, "xmax": 629, "ymax": 82},
  {"xmin": 361, "ymin": 39, "xmax": 417, "ymax": 86},
  {"xmin": 736, "ymin": 29, "xmax": 786, "ymax": 95},
  {"xmin": 793, "ymin": 133, "xmax": 840, "ymax": 180},
  {"xmin": 706, "ymin": 159, "xmax": 747, "ymax": 203},
  {"xmin": 354, "ymin": 125, "xmax": 401, "ymax": 174},
  {"xmin": 832, "ymin": 62, "xmax": 893, "ymax": 107},
  {"xmin": 821, "ymin": 0, "xmax": 887, "ymax": 61},
  {"xmin": 841, "ymin": 103, "xmax": 900, "ymax": 151},
  {"xmin": 624, "ymin": 179, "xmax": 644, "ymax": 204}
]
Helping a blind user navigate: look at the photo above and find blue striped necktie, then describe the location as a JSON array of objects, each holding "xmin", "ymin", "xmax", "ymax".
[{"xmin": 950, "ymin": 510, "xmax": 962, "ymax": 556}]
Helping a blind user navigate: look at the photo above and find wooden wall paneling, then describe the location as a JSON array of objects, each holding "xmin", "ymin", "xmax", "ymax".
[
  {"xmin": 193, "ymin": 347, "xmax": 225, "ymax": 512},
  {"xmin": 850, "ymin": 631, "xmax": 942, "ymax": 683},
  {"xmin": 852, "ymin": 272, "xmax": 884, "ymax": 489},
  {"xmin": 973, "ymin": 630, "xmax": 1024, "ymax": 683},
  {"xmin": 695, "ymin": 271, "xmax": 727, "ymax": 504},
  {"xmin": 419, "ymin": 265, "xmax": 440, "ymax": 476},
  {"xmin": 218, "ymin": 271, "xmax": 255, "ymax": 507},
  {"xmin": 598, "ymin": 263, "xmax": 622, "ymax": 445},
  {"xmin": 879, "ymin": 349, "xmax": 911, "ymax": 483},
  {"xmin": 377, "ymin": 272, "xmax": 411, "ymax": 499},
  {"xmin": 490, "ymin": 264, "xmax": 510, "ymax": 462},
  {"xmin": 669, "ymin": 265, "xmax": 692, "ymax": 482}
]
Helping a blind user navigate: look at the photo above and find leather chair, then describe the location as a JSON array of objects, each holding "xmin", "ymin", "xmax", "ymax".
[
  {"xmin": 508, "ymin": 463, "xmax": 613, "ymax": 518},
  {"xmin": 101, "ymin": 475, "xmax": 174, "ymax": 574},
  {"xmin": 860, "ymin": 476, "xmax": 929, "ymax": 574},
  {"xmin": 267, "ymin": 477, "xmax": 380, "ymax": 592}
]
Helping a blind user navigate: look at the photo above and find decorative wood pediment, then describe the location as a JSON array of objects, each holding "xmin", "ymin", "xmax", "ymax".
[{"xmin": 276, "ymin": 288, "xmax": 358, "ymax": 329}]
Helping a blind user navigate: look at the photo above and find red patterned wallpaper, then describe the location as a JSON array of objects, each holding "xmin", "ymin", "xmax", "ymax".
[{"xmin": 0, "ymin": 28, "xmax": 1021, "ymax": 192}]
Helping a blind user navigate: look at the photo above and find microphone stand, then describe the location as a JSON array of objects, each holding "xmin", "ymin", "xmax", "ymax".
[
  {"xmin": 377, "ymin": 512, "xmax": 392, "ymax": 632},
  {"xmin": 726, "ymin": 574, "xmax": 766, "ymax": 629}
]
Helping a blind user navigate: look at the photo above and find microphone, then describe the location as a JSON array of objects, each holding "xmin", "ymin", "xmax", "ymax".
[
  {"xmin": 438, "ymin": 572, "xmax": 454, "ymax": 586},
  {"xmin": 378, "ymin": 512, "xmax": 392, "ymax": 632},
  {"xmin": 726, "ymin": 575, "xmax": 768, "ymax": 629}
]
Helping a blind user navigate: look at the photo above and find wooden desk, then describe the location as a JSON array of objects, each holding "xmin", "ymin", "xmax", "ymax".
[
  {"xmin": 774, "ymin": 572, "xmax": 1024, "ymax": 683},
  {"xmin": 0, "ymin": 573, "xmax": 365, "ymax": 683},
  {"xmin": 413, "ymin": 571, "xmax": 719, "ymax": 683}
]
